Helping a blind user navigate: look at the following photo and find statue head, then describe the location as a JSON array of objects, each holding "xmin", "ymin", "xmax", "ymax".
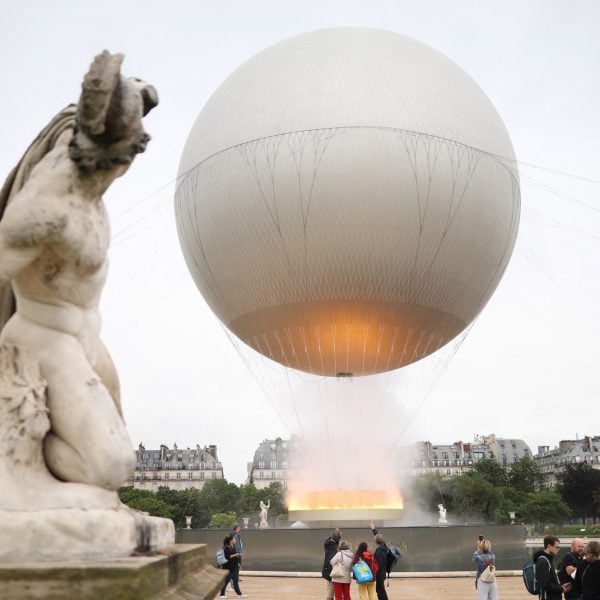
[{"xmin": 68, "ymin": 51, "xmax": 159, "ymax": 173}]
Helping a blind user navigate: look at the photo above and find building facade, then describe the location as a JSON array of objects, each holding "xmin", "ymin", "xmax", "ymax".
[
  {"xmin": 127, "ymin": 443, "xmax": 224, "ymax": 491},
  {"xmin": 535, "ymin": 435, "xmax": 600, "ymax": 488},
  {"xmin": 246, "ymin": 437, "xmax": 302, "ymax": 490},
  {"xmin": 408, "ymin": 434, "xmax": 532, "ymax": 477}
]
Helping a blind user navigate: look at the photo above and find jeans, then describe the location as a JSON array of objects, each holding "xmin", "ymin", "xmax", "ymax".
[{"xmin": 220, "ymin": 567, "xmax": 241, "ymax": 596}]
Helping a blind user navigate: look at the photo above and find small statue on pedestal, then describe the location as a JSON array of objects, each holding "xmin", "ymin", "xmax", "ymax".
[{"xmin": 259, "ymin": 499, "xmax": 270, "ymax": 528}]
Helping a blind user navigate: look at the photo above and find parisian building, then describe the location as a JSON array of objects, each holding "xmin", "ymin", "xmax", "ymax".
[
  {"xmin": 534, "ymin": 435, "xmax": 600, "ymax": 488},
  {"xmin": 127, "ymin": 443, "xmax": 224, "ymax": 492},
  {"xmin": 407, "ymin": 434, "xmax": 532, "ymax": 477},
  {"xmin": 246, "ymin": 436, "xmax": 302, "ymax": 490}
]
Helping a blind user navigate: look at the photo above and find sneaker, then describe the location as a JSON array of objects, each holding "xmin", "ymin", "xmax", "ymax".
[
  {"xmin": 237, "ymin": 596, "xmax": 247, "ymax": 598},
  {"xmin": 219, "ymin": 596, "xmax": 227, "ymax": 599}
]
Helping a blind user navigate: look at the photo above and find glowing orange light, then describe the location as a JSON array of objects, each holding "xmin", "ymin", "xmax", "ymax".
[{"xmin": 287, "ymin": 489, "xmax": 403, "ymax": 511}]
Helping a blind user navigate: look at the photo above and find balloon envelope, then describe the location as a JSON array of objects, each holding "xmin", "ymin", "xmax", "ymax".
[{"xmin": 175, "ymin": 28, "xmax": 520, "ymax": 376}]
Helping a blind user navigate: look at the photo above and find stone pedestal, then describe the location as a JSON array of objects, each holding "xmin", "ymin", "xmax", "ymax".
[{"xmin": 0, "ymin": 544, "xmax": 225, "ymax": 600}]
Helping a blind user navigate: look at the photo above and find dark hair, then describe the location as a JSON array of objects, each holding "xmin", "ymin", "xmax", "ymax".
[
  {"xmin": 223, "ymin": 534, "xmax": 233, "ymax": 546},
  {"xmin": 354, "ymin": 541, "xmax": 368, "ymax": 562},
  {"xmin": 544, "ymin": 535, "xmax": 560, "ymax": 549}
]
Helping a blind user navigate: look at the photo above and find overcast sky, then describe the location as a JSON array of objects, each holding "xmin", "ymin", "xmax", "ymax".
[{"xmin": 1, "ymin": 0, "xmax": 599, "ymax": 485}]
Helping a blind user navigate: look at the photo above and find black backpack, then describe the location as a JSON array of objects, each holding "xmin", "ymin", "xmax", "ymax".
[{"xmin": 385, "ymin": 544, "xmax": 402, "ymax": 584}]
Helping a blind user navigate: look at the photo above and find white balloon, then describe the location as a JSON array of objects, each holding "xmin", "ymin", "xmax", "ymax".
[{"xmin": 175, "ymin": 28, "xmax": 520, "ymax": 376}]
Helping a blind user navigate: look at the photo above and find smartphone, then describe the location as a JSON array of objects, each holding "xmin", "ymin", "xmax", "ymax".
[{"xmin": 478, "ymin": 535, "xmax": 484, "ymax": 542}]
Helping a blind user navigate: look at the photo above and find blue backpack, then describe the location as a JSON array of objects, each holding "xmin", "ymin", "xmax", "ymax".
[
  {"xmin": 216, "ymin": 547, "xmax": 227, "ymax": 567},
  {"xmin": 352, "ymin": 559, "xmax": 374, "ymax": 583},
  {"xmin": 523, "ymin": 556, "xmax": 549, "ymax": 595}
]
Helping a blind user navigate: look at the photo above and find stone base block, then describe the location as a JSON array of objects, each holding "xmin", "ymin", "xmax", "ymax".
[
  {"xmin": 0, "ymin": 507, "xmax": 174, "ymax": 561},
  {"xmin": 0, "ymin": 544, "xmax": 225, "ymax": 600}
]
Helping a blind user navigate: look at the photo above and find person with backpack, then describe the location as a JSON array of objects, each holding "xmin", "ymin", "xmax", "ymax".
[
  {"xmin": 353, "ymin": 541, "xmax": 377, "ymax": 600},
  {"xmin": 373, "ymin": 533, "xmax": 390, "ymax": 600},
  {"xmin": 472, "ymin": 538, "xmax": 498, "ymax": 600},
  {"xmin": 533, "ymin": 535, "xmax": 572, "ymax": 600},
  {"xmin": 219, "ymin": 534, "xmax": 246, "ymax": 599},
  {"xmin": 322, "ymin": 527, "xmax": 343, "ymax": 600},
  {"xmin": 560, "ymin": 538, "xmax": 586, "ymax": 600}
]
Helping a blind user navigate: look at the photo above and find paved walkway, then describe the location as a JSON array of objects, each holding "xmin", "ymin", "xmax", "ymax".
[{"xmin": 230, "ymin": 574, "xmax": 525, "ymax": 599}]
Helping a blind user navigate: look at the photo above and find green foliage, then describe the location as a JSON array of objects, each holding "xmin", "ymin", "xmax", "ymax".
[
  {"xmin": 473, "ymin": 459, "xmax": 508, "ymax": 488},
  {"xmin": 118, "ymin": 487, "xmax": 173, "ymax": 519},
  {"xmin": 451, "ymin": 472, "xmax": 505, "ymax": 522},
  {"xmin": 552, "ymin": 523, "xmax": 600, "ymax": 537},
  {"xmin": 519, "ymin": 491, "xmax": 570, "ymax": 529},
  {"xmin": 199, "ymin": 479, "xmax": 241, "ymax": 515},
  {"xmin": 558, "ymin": 463, "xmax": 600, "ymax": 521},
  {"xmin": 507, "ymin": 457, "xmax": 544, "ymax": 499},
  {"xmin": 210, "ymin": 511, "xmax": 238, "ymax": 529},
  {"xmin": 118, "ymin": 478, "xmax": 288, "ymax": 529}
]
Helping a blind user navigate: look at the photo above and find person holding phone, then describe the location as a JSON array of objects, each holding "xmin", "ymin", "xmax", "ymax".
[{"xmin": 472, "ymin": 538, "xmax": 498, "ymax": 600}]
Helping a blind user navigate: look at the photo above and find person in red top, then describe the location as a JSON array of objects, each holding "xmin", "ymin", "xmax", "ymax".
[{"xmin": 353, "ymin": 541, "xmax": 378, "ymax": 600}]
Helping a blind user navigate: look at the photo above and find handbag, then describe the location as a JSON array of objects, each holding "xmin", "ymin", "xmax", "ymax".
[
  {"xmin": 331, "ymin": 552, "xmax": 347, "ymax": 578},
  {"xmin": 480, "ymin": 564, "xmax": 495, "ymax": 583},
  {"xmin": 352, "ymin": 559, "xmax": 374, "ymax": 583}
]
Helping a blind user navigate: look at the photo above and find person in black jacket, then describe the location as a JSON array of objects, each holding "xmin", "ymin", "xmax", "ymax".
[
  {"xmin": 219, "ymin": 534, "xmax": 245, "ymax": 598},
  {"xmin": 560, "ymin": 538, "xmax": 586, "ymax": 600},
  {"xmin": 534, "ymin": 535, "xmax": 572, "ymax": 600},
  {"xmin": 322, "ymin": 527, "xmax": 342, "ymax": 600},
  {"xmin": 373, "ymin": 532, "xmax": 390, "ymax": 600},
  {"xmin": 576, "ymin": 540, "xmax": 600, "ymax": 600}
]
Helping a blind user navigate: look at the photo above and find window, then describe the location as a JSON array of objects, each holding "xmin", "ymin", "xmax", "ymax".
[
  {"xmin": 176, "ymin": 472, "xmax": 181, "ymax": 480},
  {"xmin": 211, "ymin": 472, "xmax": 216, "ymax": 479},
  {"xmin": 271, "ymin": 471, "xmax": 276, "ymax": 479},
  {"xmin": 165, "ymin": 473, "xmax": 170, "ymax": 480},
  {"xmin": 259, "ymin": 472, "xmax": 264, "ymax": 478},
  {"xmin": 200, "ymin": 472, "xmax": 204, "ymax": 481},
  {"xmin": 188, "ymin": 472, "xmax": 193, "ymax": 480}
]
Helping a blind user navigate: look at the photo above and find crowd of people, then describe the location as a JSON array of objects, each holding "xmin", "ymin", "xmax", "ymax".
[
  {"xmin": 322, "ymin": 524, "xmax": 397, "ymax": 600},
  {"xmin": 216, "ymin": 521, "xmax": 600, "ymax": 600},
  {"xmin": 533, "ymin": 535, "xmax": 600, "ymax": 600},
  {"xmin": 471, "ymin": 533, "xmax": 600, "ymax": 600}
]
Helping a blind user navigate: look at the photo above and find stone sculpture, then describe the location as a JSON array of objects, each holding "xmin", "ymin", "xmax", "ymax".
[
  {"xmin": 437, "ymin": 503, "xmax": 448, "ymax": 525},
  {"xmin": 259, "ymin": 498, "xmax": 270, "ymax": 528},
  {"xmin": 0, "ymin": 51, "xmax": 174, "ymax": 561}
]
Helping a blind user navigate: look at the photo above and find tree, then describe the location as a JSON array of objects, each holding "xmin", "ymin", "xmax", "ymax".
[
  {"xmin": 210, "ymin": 511, "xmax": 238, "ymax": 529},
  {"xmin": 508, "ymin": 457, "xmax": 544, "ymax": 495},
  {"xmin": 237, "ymin": 483, "xmax": 262, "ymax": 517},
  {"xmin": 451, "ymin": 472, "xmax": 504, "ymax": 522},
  {"xmin": 199, "ymin": 479, "xmax": 241, "ymax": 515},
  {"xmin": 118, "ymin": 487, "xmax": 173, "ymax": 519},
  {"xmin": 155, "ymin": 486, "xmax": 204, "ymax": 528},
  {"xmin": 558, "ymin": 463, "xmax": 600, "ymax": 522},
  {"xmin": 519, "ymin": 491, "xmax": 570, "ymax": 530},
  {"xmin": 472, "ymin": 459, "xmax": 508, "ymax": 488}
]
